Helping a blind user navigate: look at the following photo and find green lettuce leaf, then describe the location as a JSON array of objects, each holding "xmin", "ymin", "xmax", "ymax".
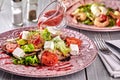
[
  {"xmin": 17, "ymin": 39, "xmax": 27, "ymax": 45},
  {"xmin": 40, "ymin": 29, "xmax": 52, "ymax": 41},
  {"xmin": 13, "ymin": 55, "xmax": 39, "ymax": 66},
  {"xmin": 53, "ymin": 36, "xmax": 70, "ymax": 56},
  {"xmin": 21, "ymin": 44, "xmax": 35, "ymax": 53}
]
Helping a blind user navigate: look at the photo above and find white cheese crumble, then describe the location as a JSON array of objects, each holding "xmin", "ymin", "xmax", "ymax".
[
  {"xmin": 12, "ymin": 47, "xmax": 25, "ymax": 59},
  {"xmin": 70, "ymin": 44, "xmax": 79, "ymax": 55},
  {"xmin": 44, "ymin": 41, "xmax": 54, "ymax": 50},
  {"xmin": 21, "ymin": 31, "xmax": 29, "ymax": 40}
]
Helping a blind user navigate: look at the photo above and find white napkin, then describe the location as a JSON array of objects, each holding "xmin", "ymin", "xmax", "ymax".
[
  {"xmin": 98, "ymin": 40, "xmax": 120, "ymax": 78},
  {"xmin": 106, "ymin": 40, "xmax": 120, "ymax": 60}
]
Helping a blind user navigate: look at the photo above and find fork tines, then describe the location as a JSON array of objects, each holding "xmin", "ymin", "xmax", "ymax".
[{"xmin": 94, "ymin": 36, "xmax": 108, "ymax": 52}]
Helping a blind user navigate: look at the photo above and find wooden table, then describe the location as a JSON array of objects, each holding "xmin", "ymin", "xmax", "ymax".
[{"xmin": 0, "ymin": 0, "xmax": 120, "ymax": 80}]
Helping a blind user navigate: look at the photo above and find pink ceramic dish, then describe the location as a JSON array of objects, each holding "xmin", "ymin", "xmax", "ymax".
[
  {"xmin": 0, "ymin": 27, "xmax": 97, "ymax": 78},
  {"xmin": 66, "ymin": 0, "xmax": 120, "ymax": 32}
]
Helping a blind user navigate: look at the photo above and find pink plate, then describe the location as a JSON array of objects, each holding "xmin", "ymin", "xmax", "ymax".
[
  {"xmin": 66, "ymin": 0, "xmax": 120, "ymax": 32},
  {"xmin": 0, "ymin": 27, "xmax": 97, "ymax": 78}
]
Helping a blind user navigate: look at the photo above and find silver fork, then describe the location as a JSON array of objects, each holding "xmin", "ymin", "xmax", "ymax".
[
  {"xmin": 95, "ymin": 37, "xmax": 111, "ymax": 54},
  {"xmin": 94, "ymin": 36, "xmax": 120, "ymax": 63}
]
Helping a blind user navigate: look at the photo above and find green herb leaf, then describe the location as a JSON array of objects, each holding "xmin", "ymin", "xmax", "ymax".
[{"xmin": 21, "ymin": 44, "xmax": 35, "ymax": 53}]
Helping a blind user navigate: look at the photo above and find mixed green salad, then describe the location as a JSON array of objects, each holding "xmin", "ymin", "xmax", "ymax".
[
  {"xmin": 2, "ymin": 27, "xmax": 82, "ymax": 67},
  {"xmin": 71, "ymin": 3, "xmax": 120, "ymax": 27}
]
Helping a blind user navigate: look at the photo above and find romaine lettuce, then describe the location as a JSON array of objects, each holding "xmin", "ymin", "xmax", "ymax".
[
  {"xmin": 21, "ymin": 44, "xmax": 35, "ymax": 53},
  {"xmin": 13, "ymin": 55, "xmax": 39, "ymax": 66},
  {"xmin": 53, "ymin": 36, "xmax": 70, "ymax": 56},
  {"xmin": 17, "ymin": 39, "xmax": 27, "ymax": 45},
  {"xmin": 41, "ymin": 29, "xmax": 52, "ymax": 41}
]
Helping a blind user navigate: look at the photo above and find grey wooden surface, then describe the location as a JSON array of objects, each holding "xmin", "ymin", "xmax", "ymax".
[{"xmin": 0, "ymin": 0, "xmax": 120, "ymax": 80}]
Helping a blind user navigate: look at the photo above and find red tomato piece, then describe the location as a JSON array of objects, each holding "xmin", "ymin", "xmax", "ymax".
[
  {"xmin": 5, "ymin": 42, "xmax": 18, "ymax": 53},
  {"xmin": 99, "ymin": 14, "xmax": 107, "ymax": 21},
  {"xmin": 32, "ymin": 35, "xmax": 41, "ymax": 45},
  {"xmin": 66, "ymin": 37, "xmax": 82, "ymax": 46},
  {"xmin": 28, "ymin": 34, "xmax": 44, "ymax": 49},
  {"xmin": 116, "ymin": 18, "xmax": 120, "ymax": 26},
  {"xmin": 41, "ymin": 51, "xmax": 58, "ymax": 66}
]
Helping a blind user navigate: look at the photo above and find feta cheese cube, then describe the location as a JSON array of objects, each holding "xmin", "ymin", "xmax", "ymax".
[
  {"xmin": 47, "ymin": 27, "xmax": 58, "ymax": 34},
  {"xmin": 70, "ymin": 44, "xmax": 79, "ymax": 55},
  {"xmin": 44, "ymin": 41, "xmax": 54, "ymax": 50},
  {"xmin": 21, "ymin": 31, "xmax": 29, "ymax": 40},
  {"xmin": 12, "ymin": 47, "xmax": 25, "ymax": 59}
]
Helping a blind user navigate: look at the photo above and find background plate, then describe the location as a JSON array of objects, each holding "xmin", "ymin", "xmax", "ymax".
[{"xmin": 66, "ymin": 0, "xmax": 120, "ymax": 32}]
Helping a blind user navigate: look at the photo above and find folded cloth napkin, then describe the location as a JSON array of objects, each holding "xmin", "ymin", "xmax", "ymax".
[
  {"xmin": 98, "ymin": 40, "xmax": 120, "ymax": 78},
  {"xmin": 106, "ymin": 40, "xmax": 120, "ymax": 60}
]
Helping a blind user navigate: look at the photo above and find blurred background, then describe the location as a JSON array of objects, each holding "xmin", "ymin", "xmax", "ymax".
[{"xmin": 0, "ymin": 0, "xmax": 52, "ymax": 32}]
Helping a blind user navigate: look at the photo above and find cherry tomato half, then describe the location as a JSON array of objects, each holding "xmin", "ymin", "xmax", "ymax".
[
  {"xmin": 116, "ymin": 18, "xmax": 120, "ymax": 26},
  {"xmin": 41, "ymin": 51, "xmax": 58, "ymax": 66},
  {"xmin": 65, "ymin": 37, "xmax": 82, "ymax": 47},
  {"xmin": 99, "ymin": 14, "xmax": 107, "ymax": 21},
  {"xmin": 5, "ymin": 42, "xmax": 18, "ymax": 53}
]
